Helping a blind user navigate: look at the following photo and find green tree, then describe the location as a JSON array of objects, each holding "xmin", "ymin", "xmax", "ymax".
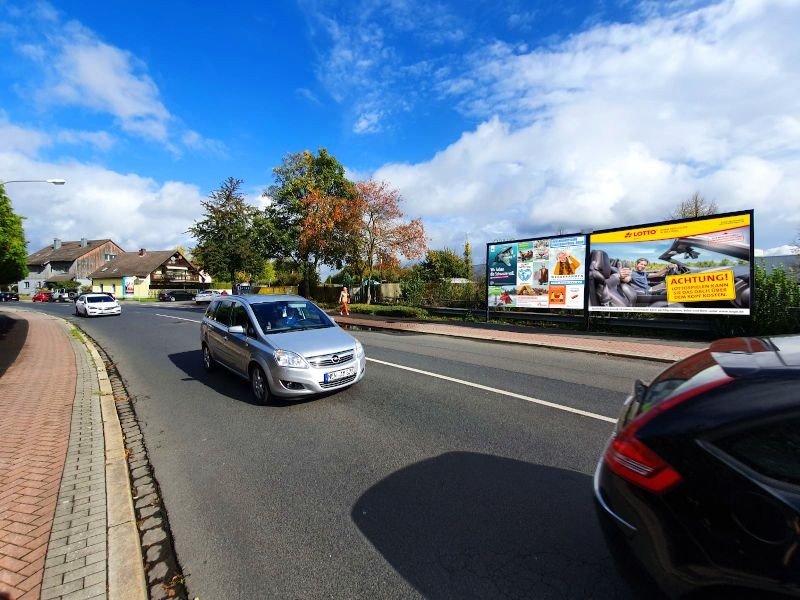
[
  {"xmin": 463, "ymin": 239, "xmax": 473, "ymax": 281},
  {"xmin": 188, "ymin": 177, "xmax": 268, "ymax": 285},
  {"xmin": 0, "ymin": 184, "xmax": 28, "ymax": 285},
  {"xmin": 419, "ymin": 248, "xmax": 469, "ymax": 281},
  {"xmin": 264, "ymin": 149, "xmax": 357, "ymax": 295},
  {"xmin": 669, "ymin": 192, "xmax": 718, "ymax": 220}
]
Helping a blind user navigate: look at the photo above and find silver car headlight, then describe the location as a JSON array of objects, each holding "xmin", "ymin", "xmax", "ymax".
[
  {"xmin": 355, "ymin": 340, "xmax": 364, "ymax": 357},
  {"xmin": 273, "ymin": 349, "xmax": 309, "ymax": 368}
]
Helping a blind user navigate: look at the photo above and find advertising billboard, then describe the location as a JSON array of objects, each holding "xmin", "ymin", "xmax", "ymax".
[
  {"xmin": 487, "ymin": 234, "xmax": 587, "ymax": 310},
  {"xmin": 122, "ymin": 276, "xmax": 135, "ymax": 298},
  {"xmin": 588, "ymin": 211, "xmax": 753, "ymax": 315}
]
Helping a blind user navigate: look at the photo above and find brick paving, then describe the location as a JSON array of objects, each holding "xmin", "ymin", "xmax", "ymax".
[
  {"xmin": 0, "ymin": 311, "xmax": 76, "ymax": 600},
  {"xmin": 40, "ymin": 335, "xmax": 106, "ymax": 600}
]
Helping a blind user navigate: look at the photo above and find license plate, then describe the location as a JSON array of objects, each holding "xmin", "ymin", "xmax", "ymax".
[{"xmin": 324, "ymin": 366, "xmax": 356, "ymax": 383}]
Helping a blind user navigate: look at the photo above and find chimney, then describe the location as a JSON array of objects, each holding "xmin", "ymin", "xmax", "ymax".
[
  {"xmin": 53, "ymin": 238, "xmax": 62, "ymax": 249},
  {"xmin": 139, "ymin": 248, "xmax": 146, "ymax": 256},
  {"xmin": 80, "ymin": 237, "xmax": 87, "ymax": 247}
]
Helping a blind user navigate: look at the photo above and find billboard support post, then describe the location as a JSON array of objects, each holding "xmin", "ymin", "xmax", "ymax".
[
  {"xmin": 582, "ymin": 238, "xmax": 591, "ymax": 331},
  {"xmin": 485, "ymin": 242, "xmax": 490, "ymax": 323}
]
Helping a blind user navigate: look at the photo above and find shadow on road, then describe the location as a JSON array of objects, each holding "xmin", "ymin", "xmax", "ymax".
[
  {"xmin": 0, "ymin": 312, "xmax": 28, "ymax": 378},
  {"xmin": 167, "ymin": 349, "xmax": 327, "ymax": 408},
  {"xmin": 352, "ymin": 451, "xmax": 652, "ymax": 599}
]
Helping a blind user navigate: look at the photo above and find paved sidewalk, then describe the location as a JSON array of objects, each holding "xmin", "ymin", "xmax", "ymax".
[
  {"xmin": 332, "ymin": 312, "xmax": 708, "ymax": 363},
  {"xmin": 0, "ymin": 309, "xmax": 145, "ymax": 600}
]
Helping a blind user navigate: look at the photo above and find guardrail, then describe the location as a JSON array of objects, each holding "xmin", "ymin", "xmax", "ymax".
[{"xmin": 423, "ymin": 306, "xmax": 714, "ymax": 332}]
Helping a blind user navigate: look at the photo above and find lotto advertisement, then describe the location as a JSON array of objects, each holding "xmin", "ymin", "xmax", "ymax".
[
  {"xmin": 588, "ymin": 211, "xmax": 753, "ymax": 315},
  {"xmin": 487, "ymin": 235, "xmax": 587, "ymax": 310}
]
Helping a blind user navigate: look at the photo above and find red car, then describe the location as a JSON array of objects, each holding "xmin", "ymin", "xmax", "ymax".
[{"xmin": 32, "ymin": 291, "xmax": 52, "ymax": 302}]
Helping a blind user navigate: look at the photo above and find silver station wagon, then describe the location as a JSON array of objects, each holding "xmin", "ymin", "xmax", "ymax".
[{"xmin": 200, "ymin": 295, "xmax": 366, "ymax": 403}]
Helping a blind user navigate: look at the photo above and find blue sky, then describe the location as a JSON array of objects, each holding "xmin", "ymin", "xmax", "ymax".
[{"xmin": 1, "ymin": 0, "xmax": 798, "ymax": 261}]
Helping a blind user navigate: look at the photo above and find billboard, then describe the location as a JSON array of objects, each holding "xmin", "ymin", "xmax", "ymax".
[
  {"xmin": 487, "ymin": 234, "xmax": 587, "ymax": 310},
  {"xmin": 588, "ymin": 211, "xmax": 753, "ymax": 315},
  {"xmin": 122, "ymin": 276, "xmax": 135, "ymax": 297}
]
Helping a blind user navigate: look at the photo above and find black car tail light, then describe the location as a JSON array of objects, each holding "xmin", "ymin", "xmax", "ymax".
[{"xmin": 605, "ymin": 376, "xmax": 733, "ymax": 494}]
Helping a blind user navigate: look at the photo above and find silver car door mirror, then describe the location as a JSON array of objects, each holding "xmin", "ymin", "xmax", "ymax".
[{"xmin": 228, "ymin": 325, "xmax": 245, "ymax": 334}]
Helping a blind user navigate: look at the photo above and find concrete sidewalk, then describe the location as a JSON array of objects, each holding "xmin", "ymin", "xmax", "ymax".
[
  {"xmin": 0, "ymin": 308, "xmax": 146, "ymax": 600},
  {"xmin": 332, "ymin": 312, "xmax": 708, "ymax": 363}
]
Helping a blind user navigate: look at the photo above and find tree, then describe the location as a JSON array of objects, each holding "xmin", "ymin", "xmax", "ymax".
[
  {"xmin": 188, "ymin": 177, "xmax": 267, "ymax": 285},
  {"xmin": 353, "ymin": 180, "xmax": 426, "ymax": 303},
  {"xmin": 463, "ymin": 239, "xmax": 473, "ymax": 281},
  {"xmin": 419, "ymin": 248, "xmax": 469, "ymax": 281},
  {"xmin": 670, "ymin": 192, "xmax": 718, "ymax": 220},
  {"xmin": 265, "ymin": 149, "xmax": 357, "ymax": 295},
  {"xmin": 0, "ymin": 184, "xmax": 28, "ymax": 285}
]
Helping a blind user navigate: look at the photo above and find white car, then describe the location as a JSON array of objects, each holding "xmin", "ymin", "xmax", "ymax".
[
  {"xmin": 194, "ymin": 290, "xmax": 222, "ymax": 304},
  {"xmin": 75, "ymin": 293, "xmax": 122, "ymax": 317}
]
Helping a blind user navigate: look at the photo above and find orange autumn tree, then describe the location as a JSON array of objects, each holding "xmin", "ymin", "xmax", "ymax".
[
  {"xmin": 355, "ymin": 180, "xmax": 426, "ymax": 304},
  {"xmin": 298, "ymin": 188, "xmax": 362, "ymax": 279}
]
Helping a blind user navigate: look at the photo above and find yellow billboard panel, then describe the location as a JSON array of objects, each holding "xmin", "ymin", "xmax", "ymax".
[
  {"xmin": 666, "ymin": 270, "xmax": 737, "ymax": 303},
  {"xmin": 590, "ymin": 213, "xmax": 751, "ymax": 244}
]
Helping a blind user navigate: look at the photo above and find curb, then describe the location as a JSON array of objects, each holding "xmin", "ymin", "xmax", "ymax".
[
  {"xmin": 332, "ymin": 315, "xmax": 700, "ymax": 364},
  {"xmin": 83, "ymin": 337, "xmax": 149, "ymax": 600}
]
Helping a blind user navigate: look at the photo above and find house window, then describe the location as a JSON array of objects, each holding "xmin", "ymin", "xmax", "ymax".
[
  {"xmin": 100, "ymin": 284, "xmax": 104, "ymax": 292},
  {"xmin": 104, "ymin": 254, "xmax": 117, "ymax": 261},
  {"xmin": 111, "ymin": 284, "xmax": 116, "ymax": 294},
  {"xmin": 24, "ymin": 281, "xmax": 30, "ymax": 289}
]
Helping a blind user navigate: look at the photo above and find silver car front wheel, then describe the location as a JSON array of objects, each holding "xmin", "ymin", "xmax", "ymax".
[{"xmin": 249, "ymin": 364, "xmax": 270, "ymax": 405}]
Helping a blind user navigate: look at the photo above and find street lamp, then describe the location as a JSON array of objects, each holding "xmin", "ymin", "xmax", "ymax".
[{"xmin": 0, "ymin": 179, "xmax": 66, "ymax": 185}]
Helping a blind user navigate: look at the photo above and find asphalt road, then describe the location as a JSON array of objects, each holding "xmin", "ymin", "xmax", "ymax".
[{"xmin": 21, "ymin": 301, "xmax": 668, "ymax": 599}]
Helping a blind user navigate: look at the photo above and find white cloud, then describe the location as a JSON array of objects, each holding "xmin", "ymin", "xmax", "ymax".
[
  {"xmin": 762, "ymin": 245, "xmax": 798, "ymax": 257},
  {"xmin": 372, "ymin": 0, "xmax": 800, "ymax": 251},
  {"xmin": 0, "ymin": 114, "xmax": 114, "ymax": 155},
  {"xmin": 353, "ymin": 111, "xmax": 382, "ymax": 134},
  {"xmin": 7, "ymin": 5, "xmax": 219, "ymax": 153},
  {"xmin": 181, "ymin": 130, "xmax": 228, "ymax": 157},
  {"xmin": 1, "ymin": 149, "xmax": 206, "ymax": 253},
  {"xmin": 47, "ymin": 23, "xmax": 171, "ymax": 141}
]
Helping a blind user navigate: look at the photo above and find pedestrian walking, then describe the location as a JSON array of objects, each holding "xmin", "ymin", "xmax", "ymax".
[{"xmin": 339, "ymin": 286, "xmax": 350, "ymax": 315}]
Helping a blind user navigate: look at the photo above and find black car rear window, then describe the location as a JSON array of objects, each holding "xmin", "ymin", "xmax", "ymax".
[
  {"xmin": 622, "ymin": 350, "xmax": 728, "ymax": 426},
  {"xmin": 86, "ymin": 296, "xmax": 111, "ymax": 303},
  {"xmin": 716, "ymin": 417, "xmax": 800, "ymax": 486}
]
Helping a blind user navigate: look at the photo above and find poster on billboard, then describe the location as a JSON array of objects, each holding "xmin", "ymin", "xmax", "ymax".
[
  {"xmin": 487, "ymin": 235, "xmax": 587, "ymax": 310},
  {"xmin": 588, "ymin": 211, "xmax": 752, "ymax": 315},
  {"xmin": 122, "ymin": 276, "xmax": 135, "ymax": 297}
]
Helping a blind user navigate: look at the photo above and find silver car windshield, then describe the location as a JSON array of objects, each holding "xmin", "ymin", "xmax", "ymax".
[{"xmin": 250, "ymin": 301, "xmax": 333, "ymax": 333}]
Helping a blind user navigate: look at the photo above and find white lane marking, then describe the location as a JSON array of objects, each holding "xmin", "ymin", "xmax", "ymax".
[
  {"xmin": 366, "ymin": 357, "xmax": 616, "ymax": 423},
  {"xmin": 153, "ymin": 311, "xmax": 616, "ymax": 423},
  {"xmin": 154, "ymin": 313, "xmax": 202, "ymax": 323}
]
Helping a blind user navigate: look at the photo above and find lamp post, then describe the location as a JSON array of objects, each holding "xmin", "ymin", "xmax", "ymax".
[{"xmin": 1, "ymin": 179, "xmax": 66, "ymax": 185}]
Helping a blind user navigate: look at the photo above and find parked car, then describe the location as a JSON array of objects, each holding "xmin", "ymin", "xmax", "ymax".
[
  {"xmin": 595, "ymin": 335, "xmax": 800, "ymax": 599},
  {"xmin": 48, "ymin": 288, "xmax": 74, "ymax": 303},
  {"xmin": 200, "ymin": 294, "xmax": 366, "ymax": 404},
  {"xmin": 74, "ymin": 293, "xmax": 122, "ymax": 318},
  {"xmin": 194, "ymin": 290, "xmax": 221, "ymax": 304},
  {"xmin": 32, "ymin": 291, "xmax": 52, "ymax": 302},
  {"xmin": 159, "ymin": 290, "xmax": 196, "ymax": 302},
  {"xmin": 0, "ymin": 292, "xmax": 19, "ymax": 301}
]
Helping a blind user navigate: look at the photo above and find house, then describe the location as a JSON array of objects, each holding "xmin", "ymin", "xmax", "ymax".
[
  {"xmin": 18, "ymin": 238, "xmax": 125, "ymax": 293},
  {"xmin": 89, "ymin": 249, "xmax": 203, "ymax": 298}
]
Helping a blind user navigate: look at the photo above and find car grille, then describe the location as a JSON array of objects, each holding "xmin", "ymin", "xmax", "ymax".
[
  {"xmin": 319, "ymin": 373, "xmax": 357, "ymax": 388},
  {"xmin": 307, "ymin": 350, "xmax": 354, "ymax": 368}
]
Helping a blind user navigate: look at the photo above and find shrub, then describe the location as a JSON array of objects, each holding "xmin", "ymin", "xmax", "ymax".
[
  {"xmin": 348, "ymin": 303, "xmax": 428, "ymax": 319},
  {"xmin": 750, "ymin": 264, "xmax": 800, "ymax": 335}
]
